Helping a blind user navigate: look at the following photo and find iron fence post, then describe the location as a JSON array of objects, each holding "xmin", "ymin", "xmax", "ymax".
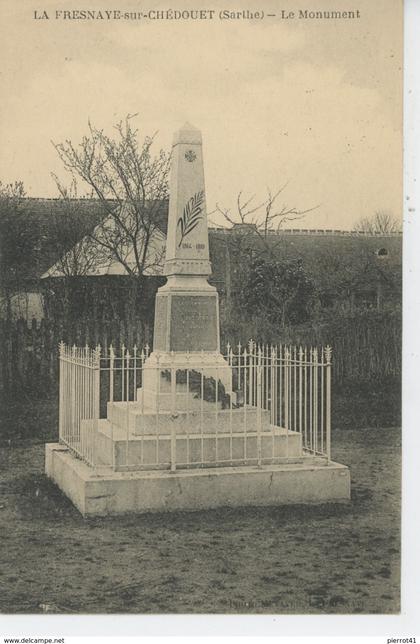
[
  {"xmin": 93, "ymin": 345, "xmax": 101, "ymax": 469},
  {"xmin": 58, "ymin": 341, "xmax": 65, "ymax": 444},
  {"xmin": 257, "ymin": 364, "xmax": 262, "ymax": 468},
  {"xmin": 325, "ymin": 345, "xmax": 332, "ymax": 462}
]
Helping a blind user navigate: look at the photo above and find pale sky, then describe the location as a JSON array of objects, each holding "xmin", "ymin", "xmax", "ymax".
[{"xmin": 0, "ymin": 0, "xmax": 403, "ymax": 229}]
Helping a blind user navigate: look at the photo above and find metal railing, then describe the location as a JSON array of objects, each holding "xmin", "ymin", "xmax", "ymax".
[
  {"xmin": 58, "ymin": 340, "xmax": 332, "ymax": 471},
  {"xmin": 58, "ymin": 342, "xmax": 101, "ymax": 467}
]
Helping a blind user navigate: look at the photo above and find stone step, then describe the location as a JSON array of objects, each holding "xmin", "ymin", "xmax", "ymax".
[
  {"xmin": 107, "ymin": 401, "xmax": 272, "ymax": 436},
  {"xmin": 136, "ymin": 386, "xmax": 237, "ymax": 413},
  {"xmin": 88, "ymin": 420, "xmax": 303, "ymax": 471}
]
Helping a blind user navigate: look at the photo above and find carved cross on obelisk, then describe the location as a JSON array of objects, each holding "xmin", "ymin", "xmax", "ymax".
[{"xmin": 152, "ymin": 123, "xmax": 220, "ymax": 354}]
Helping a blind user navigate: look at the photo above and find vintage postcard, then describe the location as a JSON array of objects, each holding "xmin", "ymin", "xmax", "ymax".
[{"xmin": 0, "ymin": 0, "xmax": 407, "ymax": 634}]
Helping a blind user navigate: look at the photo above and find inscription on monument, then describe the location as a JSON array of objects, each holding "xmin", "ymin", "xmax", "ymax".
[{"xmin": 169, "ymin": 296, "xmax": 218, "ymax": 352}]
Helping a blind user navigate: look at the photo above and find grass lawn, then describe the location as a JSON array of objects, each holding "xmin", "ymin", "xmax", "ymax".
[{"xmin": 0, "ymin": 424, "xmax": 400, "ymax": 615}]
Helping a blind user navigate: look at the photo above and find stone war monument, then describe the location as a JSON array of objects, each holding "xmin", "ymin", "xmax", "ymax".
[
  {"xmin": 157, "ymin": 122, "xmax": 217, "ymax": 353},
  {"xmin": 45, "ymin": 123, "xmax": 350, "ymax": 516},
  {"xmin": 141, "ymin": 122, "xmax": 232, "ymax": 411}
]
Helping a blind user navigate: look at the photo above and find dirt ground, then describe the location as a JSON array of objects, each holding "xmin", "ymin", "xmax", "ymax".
[{"xmin": 0, "ymin": 426, "xmax": 400, "ymax": 615}]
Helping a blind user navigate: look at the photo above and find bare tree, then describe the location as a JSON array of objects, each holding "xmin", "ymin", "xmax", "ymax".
[
  {"xmin": 354, "ymin": 210, "xmax": 401, "ymax": 234},
  {"xmin": 52, "ymin": 115, "xmax": 171, "ymax": 281},
  {"xmin": 209, "ymin": 187, "xmax": 316, "ymax": 319},
  {"xmin": 47, "ymin": 179, "xmax": 102, "ymax": 278},
  {"xmin": 210, "ymin": 186, "xmax": 316, "ymax": 259}
]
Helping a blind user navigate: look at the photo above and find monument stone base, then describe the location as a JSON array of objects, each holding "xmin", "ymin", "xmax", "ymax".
[
  {"xmin": 45, "ymin": 443, "xmax": 350, "ymax": 517},
  {"xmin": 140, "ymin": 350, "xmax": 233, "ymax": 411}
]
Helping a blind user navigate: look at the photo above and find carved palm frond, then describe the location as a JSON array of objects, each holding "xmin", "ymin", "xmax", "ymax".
[{"xmin": 177, "ymin": 191, "xmax": 204, "ymax": 247}]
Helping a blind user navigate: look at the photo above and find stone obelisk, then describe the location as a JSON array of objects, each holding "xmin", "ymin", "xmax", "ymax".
[{"xmin": 152, "ymin": 123, "xmax": 220, "ymax": 353}]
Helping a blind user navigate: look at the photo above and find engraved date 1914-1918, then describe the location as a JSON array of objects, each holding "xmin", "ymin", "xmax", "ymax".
[{"xmin": 182, "ymin": 243, "xmax": 205, "ymax": 250}]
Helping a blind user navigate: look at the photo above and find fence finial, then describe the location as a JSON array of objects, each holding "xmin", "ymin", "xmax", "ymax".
[
  {"xmin": 325, "ymin": 345, "xmax": 332, "ymax": 363},
  {"xmin": 94, "ymin": 344, "xmax": 102, "ymax": 365}
]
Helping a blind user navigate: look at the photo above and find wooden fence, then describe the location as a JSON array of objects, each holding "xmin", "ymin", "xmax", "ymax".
[
  {"xmin": 275, "ymin": 312, "xmax": 402, "ymax": 384},
  {"xmin": 221, "ymin": 310, "xmax": 402, "ymax": 385},
  {"xmin": 0, "ymin": 311, "xmax": 401, "ymax": 400},
  {"xmin": 0, "ymin": 317, "xmax": 148, "ymax": 398}
]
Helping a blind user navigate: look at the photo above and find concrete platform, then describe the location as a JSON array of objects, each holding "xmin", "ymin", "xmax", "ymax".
[
  {"xmin": 80, "ymin": 418, "xmax": 303, "ymax": 470},
  {"xmin": 107, "ymin": 401, "xmax": 273, "ymax": 435},
  {"xmin": 45, "ymin": 442, "xmax": 351, "ymax": 517}
]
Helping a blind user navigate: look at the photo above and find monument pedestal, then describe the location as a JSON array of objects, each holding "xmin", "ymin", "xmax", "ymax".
[
  {"xmin": 153, "ymin": 276, "xmax": 220, "ymax": 353},
  {"xmin": 145, "ymin": 271, "xmax": 232, "ymax": 409},
  {"xmin": 140, "ymin": 350, "xmax": 232, "ymax": 413}
]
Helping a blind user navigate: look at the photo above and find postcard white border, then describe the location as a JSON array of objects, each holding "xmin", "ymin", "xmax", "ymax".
[{"xmin": 1, "ymin": 0, "xmax": 419, "ymax": 639}]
